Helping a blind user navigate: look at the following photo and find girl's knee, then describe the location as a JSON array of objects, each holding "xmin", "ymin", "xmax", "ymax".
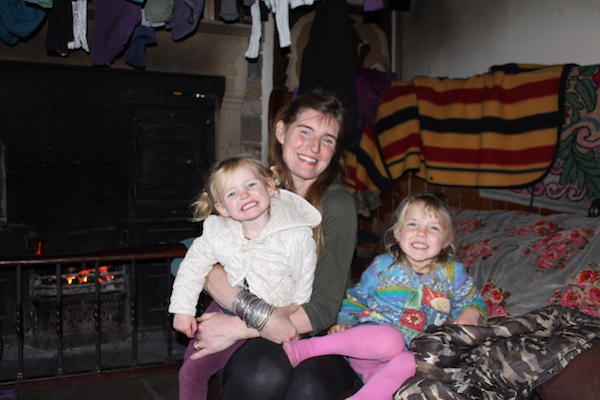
[
  {"xmin": 370, "ymin": 325, "xmax": 407, "ymax": 354},
  {"xmin": 389, "ymin": 350, "xmax": 416, "ymax": 374}
]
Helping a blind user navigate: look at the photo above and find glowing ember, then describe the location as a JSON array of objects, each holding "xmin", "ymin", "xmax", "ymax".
[{"xmin": 64, "ymin": 265, "xmax": 115, "ymax": 285}]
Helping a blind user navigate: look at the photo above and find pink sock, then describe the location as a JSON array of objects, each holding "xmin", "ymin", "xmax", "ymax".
[
  {"xmin": 283, "ymin": 324, "xmax": 406, "ymax": 366},
  {"xmin": 348, "ymin": 350, "xmax": 415, "ymax": 400},
  {"xmin": 283, "ymin": 325, "xmax": 415, "ymax": 400}
]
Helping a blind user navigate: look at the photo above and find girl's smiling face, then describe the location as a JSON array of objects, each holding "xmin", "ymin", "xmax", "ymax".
[
  {"xmin": 275, "ymin": 109, "xmax": 339, "ymax": 196},
  {"xmin": 393, "ymin": 202, "xmax": 450, "ymax": 273},
  {"xmin": 213, "ymin": 167, "xmax": 275, "ymax": 226}
]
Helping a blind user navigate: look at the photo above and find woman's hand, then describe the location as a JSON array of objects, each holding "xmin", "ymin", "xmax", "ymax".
[
  {"xmin": 258, "ymin": 303, "xmax": 300, "ymax": 343},
  {"xmin": 191, "ymin": 312, "xmax": 256, "ymax": 360},
  {"xmin": 173, "ymin": 313, "xmax": 198, "ymax": 338},
  {"xmin": 453, "ymin": 308, "xmax": 481, "ymax": 326}
]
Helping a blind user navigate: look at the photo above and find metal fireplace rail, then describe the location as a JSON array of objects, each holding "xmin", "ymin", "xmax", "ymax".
[{"xmin": 0, "ymin": 243, "xmax": 188, "ymax": 391}]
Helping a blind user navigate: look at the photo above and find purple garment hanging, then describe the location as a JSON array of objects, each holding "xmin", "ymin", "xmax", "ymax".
[
  {"xmin": 165, "ymin": 0, "xmax": 205, "ymax": 41},
  {"xmin": 363, "ymin": 0, "xmax": 383, "ymax": 12},
  {"xmin": 91, "ymin": 0, "xmax": 141, "ymax": 66},
  {"xmin": 356, "ymin": 67, "xmax": 396, "ymax": 126}
]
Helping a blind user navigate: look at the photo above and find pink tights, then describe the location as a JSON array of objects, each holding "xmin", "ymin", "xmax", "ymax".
[{"xmin": 283, "ymin": 324, "xmax": 415, "ymax": 400}]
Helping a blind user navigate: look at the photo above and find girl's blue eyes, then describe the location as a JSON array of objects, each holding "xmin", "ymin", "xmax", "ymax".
[
  {"xmin": 405, "ymin": 223, "xmax": 441, "ymax": 231},
  {"xmin": 225, "ymin": 182, "xmax": 258, "ymax": 197}
]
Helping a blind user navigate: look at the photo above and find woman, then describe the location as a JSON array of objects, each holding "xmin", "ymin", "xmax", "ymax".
[{"xmin": 192, "ymin": 90, "xmax": 360, "ymax": 399}]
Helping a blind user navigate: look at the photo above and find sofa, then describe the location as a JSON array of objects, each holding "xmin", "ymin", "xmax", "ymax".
[{"xmin": 391, "ymin": 207, "xmax": 600, "ymax": 400}]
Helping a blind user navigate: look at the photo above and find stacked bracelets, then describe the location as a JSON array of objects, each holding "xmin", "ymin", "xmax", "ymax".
[{"xmin": 231, "ymin": 289, "xmax": 275, "ymax": 331}]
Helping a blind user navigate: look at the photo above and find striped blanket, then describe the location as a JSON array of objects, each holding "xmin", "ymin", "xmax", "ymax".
[{"xmin": 344, "ymin": 64, "xmax": 567, "ymax": 193}]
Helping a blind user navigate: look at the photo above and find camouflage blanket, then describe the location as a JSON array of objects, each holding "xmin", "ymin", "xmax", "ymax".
[{"xmin": 394, "ymin": 305, "xmax": 600, "ymax": 400}]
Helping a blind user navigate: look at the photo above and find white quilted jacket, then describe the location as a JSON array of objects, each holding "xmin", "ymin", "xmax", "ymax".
[{"xmin": 168, "ymin": 189, "xmax": 322, "ymax": 316}]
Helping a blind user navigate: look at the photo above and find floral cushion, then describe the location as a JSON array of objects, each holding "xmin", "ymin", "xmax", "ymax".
[{"xmin": 455, "ymin": 209, "xmax": 600, "ymax": 318}]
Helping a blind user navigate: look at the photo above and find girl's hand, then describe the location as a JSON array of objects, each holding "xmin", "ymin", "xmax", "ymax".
[
  {"xmin": 328, "ymin": 323, "xmax": 352, "ymax": 335},
  {"xmin": 258, "ymin": 304, "xmax": 300, "ymax": 343},
  {"xmin": 191, "ymin": 312, "xmax": 255, "ymax": 360},
  {"xmin": 173, "ymin": 313, "xmax": 198, "ymax": 338},
  {"xmin": 453, "ymin": 309, "xmax": 481, "ymax": 326}
]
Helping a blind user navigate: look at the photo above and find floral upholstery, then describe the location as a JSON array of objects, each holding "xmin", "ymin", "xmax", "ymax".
[{"xmin": 455, "ymin": 209, "xmax": 600, "ymax": 319}]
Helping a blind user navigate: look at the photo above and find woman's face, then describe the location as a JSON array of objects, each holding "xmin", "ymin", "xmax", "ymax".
[{"xmin": 275, "ymin": 109, "xmax": 340, "ymax": 195}]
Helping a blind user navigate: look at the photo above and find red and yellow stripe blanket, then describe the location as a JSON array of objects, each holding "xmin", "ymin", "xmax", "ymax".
[{"xmin": 344, "ymin": 64, "xmax": 567, "ymax": 194}]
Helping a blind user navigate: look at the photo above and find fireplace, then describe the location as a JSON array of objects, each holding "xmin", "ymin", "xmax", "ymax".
[
  {"xmin": 29, "ymin": 264, "xmax": 128, "ymax": 349},
  {"xmin": 0, "ymin": 62, "xmax": 223, "ymax": 256},
  {"xmin": 0, "ymin": 23, "xmax": 256, "ymax": 381}
]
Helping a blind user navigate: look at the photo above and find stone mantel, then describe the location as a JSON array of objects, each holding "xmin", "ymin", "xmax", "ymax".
[{"xmin": 0, "ymin": 20, "xmax": 253, "ymax": 160}]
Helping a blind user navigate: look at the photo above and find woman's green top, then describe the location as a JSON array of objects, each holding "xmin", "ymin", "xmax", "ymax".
[{"xmin": 301, "ymin": 183, "xmax": 358, "ymax": 334}]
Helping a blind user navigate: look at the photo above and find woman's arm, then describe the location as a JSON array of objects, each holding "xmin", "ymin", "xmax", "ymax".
[{"xmin": 203, "ymin": 265, "xmax": 306, "ymax": 343}]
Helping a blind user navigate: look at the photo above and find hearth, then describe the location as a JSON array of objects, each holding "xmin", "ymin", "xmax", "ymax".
[{"xmin": 0, "ymin": 245, "xmax": 188, "ymax": 382}]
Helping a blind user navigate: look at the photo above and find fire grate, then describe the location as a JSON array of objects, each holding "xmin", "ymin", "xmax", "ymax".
[
  {"xmin": 28, "ymin": 265, "xmax": 129, "ymax": 349},
  {"xmin": 33, "ymin": 265, "xmax": 126, "ymax": 297}
]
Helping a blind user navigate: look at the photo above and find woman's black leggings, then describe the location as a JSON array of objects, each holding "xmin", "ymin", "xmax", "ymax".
[{"xmin": 220, "ymin": 338, "xmax": 361, "ymax": 400}]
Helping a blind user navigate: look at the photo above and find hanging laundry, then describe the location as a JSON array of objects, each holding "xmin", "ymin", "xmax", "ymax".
[
  {"xmin": 0, "ymin": 0, "xmax": 46, "ymax": 45},
  {"xmin": 143, "ymin": 0, "xmax": 174, "ymax": 27},
  {"xmin": 67, "ymin": 0, "xmax": 89, "ymax": 52},
  {"xmin": 298, "ymin": 0, "xmax": 357, "ymax": 122},
  {"xmin": 126, "ymin": 25, "xmax": 157, "ymax": 69},
  {"xmin": 91, "ymin": 0, "xmax": 142, "ymax": 66},
  {"xmin": 363, "ymin": 0, "xmax": 383, "ymax": 12},
  {"xmin": 166, "ymin": 0, "xmax": 204, "ymax": 40},
  {"xmin": 344, "ymin": 65, "xmax": 566, "ymax": 193},
  {"xmin": 245, "ymin": 0, "xmax": 316, "ymax": 60},
  {"xmin": 25, "ymin": 0, "xmax": 52, "ymax": 8},
  {"xmin": 46, "ymin": 0, "xmax": 73, "ymax": 56},
  {"xmin": 244, "ymin": 0, "xmax": 261, "ymax": 58},
  {"xmin": 220, "ymin": 0, "xmax": 239, "ymax": 22}
]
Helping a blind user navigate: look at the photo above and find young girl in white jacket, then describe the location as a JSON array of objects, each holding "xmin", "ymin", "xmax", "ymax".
[{"xmin": 168, "ymin": 154, "xmax": 322, "ymax": 400}]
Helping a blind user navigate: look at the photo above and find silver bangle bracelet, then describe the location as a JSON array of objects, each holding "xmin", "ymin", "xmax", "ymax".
[{"xmin": 231, "ymin": 289, "xmax": 273, "ymax": 330}]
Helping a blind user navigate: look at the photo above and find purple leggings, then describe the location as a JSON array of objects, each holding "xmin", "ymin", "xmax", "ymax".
[{"xmin": 178, "ymin": 301, "xmax": 246, "ymax": 400}]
